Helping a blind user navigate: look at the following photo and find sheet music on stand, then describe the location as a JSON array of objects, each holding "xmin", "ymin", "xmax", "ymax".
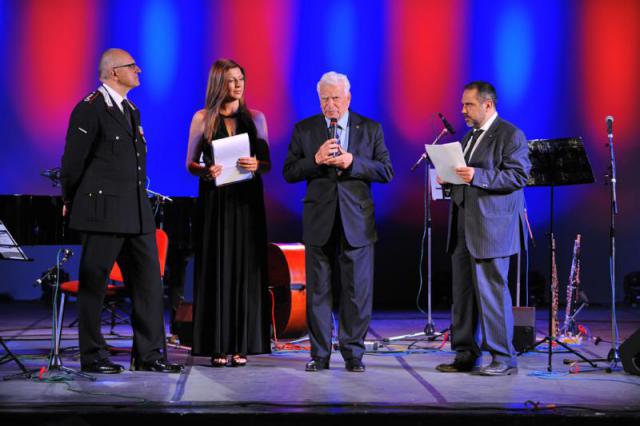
[
  {"xmin": 527, "ymin": 137, "xmax": 595, "ymax": 186},
  {"xmin": 0, "ymin": 220, "xmax": 31, "ymax": 261}
]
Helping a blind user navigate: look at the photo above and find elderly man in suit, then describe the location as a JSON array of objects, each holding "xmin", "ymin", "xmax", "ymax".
[
  {"xmin": 436, "ymin": 81, "xmax": 530, "ymax": 376},
  {"xmin": 61, "ymin": 48, "xmax": 182, "ymax": 374},
  {"xmin": 283, "ymin": 72, "xmax": 393, "ymax": 373}
]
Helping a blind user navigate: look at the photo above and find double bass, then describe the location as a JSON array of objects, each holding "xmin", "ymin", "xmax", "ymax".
[{"xmin": 267, "ymin": 243, "xmax": 307, "ymax": 339}]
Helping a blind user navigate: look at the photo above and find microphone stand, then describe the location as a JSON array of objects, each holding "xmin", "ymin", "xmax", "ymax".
[
  {"xmin": 147, "ymin": 188, "xmax": 173, "ymax": 230},
  {"xmin": 572, "ymin": 123, "xmax": 621, "ymax": 372},
  {"xmin": 45, "ymin": 249, "xmax": 95, "ymax": 380},
  {"xmin": 604, "ymin": 125, "xmax": 622, "ymax": 371},
  {"xmin": 385, "ymin": 127, "xmax": 450, "ymax": 343},
  {"xmin": 146, "ymin": 187, "xmax": 172, "ymax": 356}
]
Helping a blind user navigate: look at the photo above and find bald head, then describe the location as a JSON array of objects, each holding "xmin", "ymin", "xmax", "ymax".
[
  {"xmin": 98, "ymin": 48, "xmax": 141, "ymax": 96},
  {"xmin": 99, "ymin": 48, "xmax": 130, "ymax": 81}
]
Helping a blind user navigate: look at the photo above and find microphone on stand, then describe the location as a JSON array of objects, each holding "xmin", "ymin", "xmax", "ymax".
[
  {"xmin": 61, "ymin": 249, "xmax": 73, "ymax": 260},
  {"xmin": 606, "ymin": 115, "xmax": 614, "ymax": 136},
  {"xmin": 41, "ymin": 167, "xmax": 61, "ymax": 187},
  {"xmin": 438, "ymin": 112, "xmax": 456, "ymax": 135},
  {"xmin": 410, "ymin": 113, "xmax": 456, "ymax": 172},
  {"xmin": 34, "ymin": 249, "xmax": 74, "ymax": 286}
]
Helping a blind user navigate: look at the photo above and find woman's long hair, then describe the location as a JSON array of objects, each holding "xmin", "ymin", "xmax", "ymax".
[{"xmin": 203, "ymin": 58, "xmax": 252, "ymax": 142}]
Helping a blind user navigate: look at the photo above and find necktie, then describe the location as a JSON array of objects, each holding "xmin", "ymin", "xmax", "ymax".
[
  {"xmin": 464, "ymin": 129, "xmax": 484, "ymax": 163},
  {"xmin": 452, "ymin": 129, "xmax": 483, "ymax": 206},
  {"xmin": 121, "ymin": 99, "xmax": 134, "ymax": 131}
]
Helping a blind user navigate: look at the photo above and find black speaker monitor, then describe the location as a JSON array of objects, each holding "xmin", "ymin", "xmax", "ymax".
[{"xmin": 620, "ymin": 328, "xmax": 640, "ymax": 376}]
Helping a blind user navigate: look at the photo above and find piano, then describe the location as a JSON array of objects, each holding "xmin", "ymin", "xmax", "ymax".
[{"xmin": 0, "ymin": 195, "xmax": 197, "ymax": 248}]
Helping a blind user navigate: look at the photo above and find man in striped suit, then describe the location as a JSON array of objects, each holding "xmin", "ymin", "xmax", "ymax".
[{"xmin": 436, "ymin": 82, "xmax": 531, "ymax": 376}]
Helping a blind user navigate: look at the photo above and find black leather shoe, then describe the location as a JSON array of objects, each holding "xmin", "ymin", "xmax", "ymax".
[
  {"xmin": 345, "ymin": 358, "xmax": 365, "ymax": 372},
  {"xmin": 305, "ymin": 359, "xmax": 330, "ymax": 372},
  {"xmin": 81, "ymin": 358, "xmax": 125, "ymax": 374},
  {"xmin": 474, "ymin": 361, "xmax": 518, "ymax": 376},
  {"xmin": 435, "ymin": 360, "xmax": 477, "ymax": 373},
  {"xmin": 133, "ymin": 358, "xmax": 184, "ymax": 373}
]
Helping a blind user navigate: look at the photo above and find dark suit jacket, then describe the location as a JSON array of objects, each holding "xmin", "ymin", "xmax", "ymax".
[
  {"xmin": 61, "ymin": 87, "xmax": 155, "ymax": 234},
  {"xmin": 283, "ymin": 111, "xmax": 393, "ymax": 247},
  {"xmin": 446, "ymin": 116, "xmax": 531, "ymax": 259}
]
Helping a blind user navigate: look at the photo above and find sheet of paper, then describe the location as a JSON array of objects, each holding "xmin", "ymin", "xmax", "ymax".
[
  {"xmin": 429, "ymin": 168, "xmax": 447, "ymax": 200},
  {"xmin": 425, "ymin": 142, "xmax": 466, "ymax": 185},
  {"xmin": 211, "ymin": 133, "xmax": 253, "ymax": 187}
]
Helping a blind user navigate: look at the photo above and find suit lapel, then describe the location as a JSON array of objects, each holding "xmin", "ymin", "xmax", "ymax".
[
  {"xmin": 477, "ymin": 117, "xmax": 501, "ymax": 151},
  {"xmin": 461, "ymin": 129, "xmax": 474, "ymax": 150},
  {"xmin": 469, "ymin": 117, "xmax": 502, "ymax": 162},
  {"xmin": 347, "ymin": 111, "xmax": 361, "ymax": 153},
  {"xmin": 311, "ymin": 114, "xmax": 328, "ymax": 151}
]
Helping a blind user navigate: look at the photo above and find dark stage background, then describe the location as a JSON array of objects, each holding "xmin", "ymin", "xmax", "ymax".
[{"xmin": 0, "ymin": 0, "xmax": 638, "ymax": 309}]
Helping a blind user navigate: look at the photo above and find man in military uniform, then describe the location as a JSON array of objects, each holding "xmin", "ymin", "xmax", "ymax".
[{"xmin": 61, "ymin": 48, "xmax": 182, "ymax": 374}]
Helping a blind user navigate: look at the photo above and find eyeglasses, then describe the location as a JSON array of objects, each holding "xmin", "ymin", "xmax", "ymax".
[{"xmin": 113, "ymin": 62, "xmax": 138, "ymax": 71}]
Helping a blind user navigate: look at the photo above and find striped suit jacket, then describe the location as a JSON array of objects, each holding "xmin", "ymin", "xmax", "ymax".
[{"xmin": 446, "ymin": 117, "xmax": 531, "ymax": 259}]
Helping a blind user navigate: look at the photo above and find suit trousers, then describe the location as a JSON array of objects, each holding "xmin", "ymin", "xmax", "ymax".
[
  {"xmin": 78, "ymin": 231, "xmax": 164, "ymax": 365},
  {"xmin": 450, "ymin": 204, "xmax": 516, "ymax": 366},
  {"xmin": 305, "ymin": 207, "xmax": 374, "ymax": 362}
]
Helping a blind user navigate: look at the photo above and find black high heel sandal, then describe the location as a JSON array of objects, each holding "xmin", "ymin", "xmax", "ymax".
[
  {"xmin": 230, "ymin": 354, "xmax": 247, "ymax": 367},
  {"xmin": 210, "ymin": 354, "xmax": 228, "ymax": 368}
]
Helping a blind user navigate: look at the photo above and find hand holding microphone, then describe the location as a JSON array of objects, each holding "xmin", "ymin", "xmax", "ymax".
[
  {"xmin": 314, "ymin": 138, "xmax": 340, "ymax": 165},
  {"xmin": 315, "ymin": 118, "xmax": 341, "ymax": 165},
  {"xmin": 328, "ymin": 118, "xmax": 341, "ymax": 158}
]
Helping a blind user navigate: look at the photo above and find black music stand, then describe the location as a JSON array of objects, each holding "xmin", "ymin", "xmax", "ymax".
[
  {"xmin": 0, "ymin": 220, "xmax": 31, "ymax": 262},
  {"xmin": 0, "ymin": 221, "xmax": 38, "ymax": 380},
  {"xmin": 523, "ymin": 137, "xmax": 596, "ymax": 372}
]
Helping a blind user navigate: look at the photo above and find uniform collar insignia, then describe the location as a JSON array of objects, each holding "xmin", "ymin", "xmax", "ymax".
[{"xmin": 97, "ymin": 86, "xmax": 114, "ymax": 108}]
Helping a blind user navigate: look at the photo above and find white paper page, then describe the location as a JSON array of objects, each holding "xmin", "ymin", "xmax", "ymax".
[
  {"xmin": 425, "ymin": 142, "xmax": 466, "ymax": 185},
  {"xmin": 211, "ymin": 133, "xmax": 253, "ymax": 186},
  {"xmin": 429, "ymin": 168, "xmax": 446, "ymax": 200}
]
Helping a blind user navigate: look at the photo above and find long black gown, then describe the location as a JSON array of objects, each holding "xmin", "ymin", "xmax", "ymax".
[{"xmin": 191, "ymin": 113, "xmax": 271, "ymax": 356}]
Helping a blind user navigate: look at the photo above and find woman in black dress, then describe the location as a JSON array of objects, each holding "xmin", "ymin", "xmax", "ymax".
[{"xmin": 186, "ymin": 59, "xmax": 271, "ymax": 367}]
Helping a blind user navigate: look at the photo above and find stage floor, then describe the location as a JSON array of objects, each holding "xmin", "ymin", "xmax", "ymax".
[{"xmin": 1, "ymin": 301, "xmax": 639, "ymax": 425}]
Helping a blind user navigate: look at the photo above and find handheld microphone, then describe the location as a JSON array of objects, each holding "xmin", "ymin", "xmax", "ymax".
[
  {"xmin": 329, "ymin": 118, "xmax": 338, "ymax": 139},
  {"xmin": 606, "ymin": 115, "xmax": 614, "ymax": 136},
  {"xmin": 438, "ymin": 112, "xmax": 456, "ymax": 135},
  {"xmin": 329, "ymin": 118, "xmax": 339, "ymax": 157}
]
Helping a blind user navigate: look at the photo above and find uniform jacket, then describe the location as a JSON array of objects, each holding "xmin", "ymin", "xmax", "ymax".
[{"xmin": 61, "ymin": 86, "xmax": 155, "ymax": 234}]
